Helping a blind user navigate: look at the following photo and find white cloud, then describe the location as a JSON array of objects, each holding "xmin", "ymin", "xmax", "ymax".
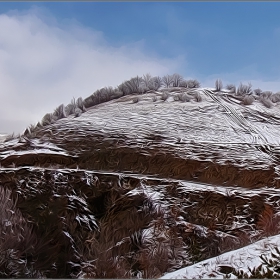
[{"xmin": 0, "ymin": 7, "xmax": 185, "ymax": 134}]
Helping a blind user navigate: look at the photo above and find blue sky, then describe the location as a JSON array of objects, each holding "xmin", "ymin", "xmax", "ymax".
[{"xmin": 1, "ymin": 2, "xmax": 280, "ymax": 133}]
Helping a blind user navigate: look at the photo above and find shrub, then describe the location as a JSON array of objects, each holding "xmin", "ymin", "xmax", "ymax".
[
  {"xmin": 84, "ymin": 87, "xmax": 122, "ymax": 108},
  {"xmin": 271, "ymin": 92, "xmax": 280, "ymax": 103},
  {"xmin": 76, "ymin": 97, "xmax": 86, "ymax": 112},
  {"xmin": 36, "ymin": 122, "xmax": 42, "ymax": 128},
  {"xmin": 215, "ymin": 79, "xmax": 223, "ymax": 92},
  {"xmin": 162, "ymin": 75, "xmax": 174, "ymax": 88},
  {"xmin": 141, "ymin": 75, "xmax": 162, "ymax": 91},
  {"xmin": 237, "ymin": 82, "xmax": 252, "ymax": 95},
  {"xmin": 260, "ymin": 91, "xmax": 273, "ymax": 99},
  {"xmin": 178, "ymin": 93, "xmax": 190, "ymax": 102},
  {"xmin": 226, "ymin": 84, "xmax": 236, "ymax": 93},
  {"xmin": 161, "ymin": 92, "xmax": 169, "ymax": 101},
  {"xmin": 42, "ymin": 113, "xmax": 56, "ymax": 126},
  {"xmin": 74, "ymin": 108, "xmax": 82, "ymax": 117},
  {"xmin": 54, "ymin": 104, "xmax": 67, "ymax": 119},
  {"xmin": 194, "ymin": 92, "xmax": 202, "ymax": 102},
  {"xmin": 172, "ymin": 73, "xmax": 184, "ymax": 87},
  {"xmin": 254, "ymin": 88, "xmax": 262, "ymax": 96},
  {"xmin": 186, "ymin": 79, "xmax": 200, "ymax": 88},
  {"xmin": 119, "ymin": 76, "xmax": 144, "ymax": 95},
  {"xmin": 260, "ymin": 97, "xmax": 273, "ymax": 108},
  {"xmin": 243, "ymin": 95, "xmax": 255, "ymax": 105},
  {"xmin": 178, "ymin": 80, "xmax": 188, "ymax": 87},
  {"xmin": 142, "ymin": 73, "xmax": 152, "ymax": 88},
  {"xmin": 65, "ymin": 103, "xmax": 76, "ymax": 115},
  {"xmin": 151, "ymin": 76, "xmax": 163, "ymax": 90},
  {"xmin": 23, "ymin": 124, "xmax": 37, "ymax": 137}
]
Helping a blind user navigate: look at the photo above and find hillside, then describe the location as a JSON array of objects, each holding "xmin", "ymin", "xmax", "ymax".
[{"xmin": 1, "ymin": 76, "xmax": 280, "ymax": 278}]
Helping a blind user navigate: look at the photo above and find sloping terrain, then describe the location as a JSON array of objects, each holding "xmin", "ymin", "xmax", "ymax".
[
  {"xmin": 160, "ymin": 233, "xmax": 280, "ymax": 279},
  {"xmin": 1, "ymin": 87, "xmax": 280, "ymax": 278}
]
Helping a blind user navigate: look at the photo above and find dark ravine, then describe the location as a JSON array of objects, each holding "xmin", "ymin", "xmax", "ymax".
[{"xmin": 1, "ymin": 86, "xmax": 280, "ymax": 278}]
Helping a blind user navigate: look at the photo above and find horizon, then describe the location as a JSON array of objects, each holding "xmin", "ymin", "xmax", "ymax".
[{"xmin": 1, "ymin": 2, "xmax": 280, "ymax": 134}]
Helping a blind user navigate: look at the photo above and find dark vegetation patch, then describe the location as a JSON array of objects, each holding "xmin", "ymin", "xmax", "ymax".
[{"xmin": 1, "ymin": 168, "xmax": 280, "ymax": 278}]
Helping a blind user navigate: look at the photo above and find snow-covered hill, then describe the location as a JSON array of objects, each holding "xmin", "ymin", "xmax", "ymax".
[{"xmin": 1, "ymin": 85, "xmax": 280, "ymax": 278}]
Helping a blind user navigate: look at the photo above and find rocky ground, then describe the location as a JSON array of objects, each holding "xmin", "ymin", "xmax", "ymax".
[{"xmin": 1, "ymin": 87, "xmax": 280, "ymax": 278}]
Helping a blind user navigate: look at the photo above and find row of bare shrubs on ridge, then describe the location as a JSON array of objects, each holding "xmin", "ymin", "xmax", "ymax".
[{"xmin": 215, "ymin": 79, "xmax": 280, "ymax": 108}]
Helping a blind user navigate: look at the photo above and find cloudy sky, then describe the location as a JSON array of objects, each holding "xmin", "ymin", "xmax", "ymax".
[{"xmin": 1, "ymin": 2, "xmax": 280, "ymax": 134}]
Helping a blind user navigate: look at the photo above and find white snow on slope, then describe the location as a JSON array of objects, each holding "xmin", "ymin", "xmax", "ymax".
[{"xmin": 160, "ymin": 234, "xmax": 280, "ymax": 279}]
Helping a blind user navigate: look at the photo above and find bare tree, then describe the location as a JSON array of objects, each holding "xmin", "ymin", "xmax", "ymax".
[
  {"xmin": 151, "ymin": 76, "xmax": 162, "ymax": 90},
  {"xmin": 172, "ymin": 73, "xmax": 183, "ymax": 87},
  {"xmin": 186, "ymin": 79, "xmax": 200, "ymax": 88},
  {"xmin": 142, "ymin": 73, "xmax": 153, "ymax": 89},
  {"xmin": 178, "ymin": 80, "xmax": 188, "ymax": 87},
  {"xmin": 162, "ymin": 75, "xmax": 174, "ymax": 88},
  {"xmin": 119, "ymin": 76, "xmax": 143, "ymax": 95},
  {"xmin": 215, "ymin": 79, "xmax": 223, "ymax": 92}
]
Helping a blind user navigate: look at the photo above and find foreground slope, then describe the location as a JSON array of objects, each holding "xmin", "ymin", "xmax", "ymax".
[{"xmin": 1, "ymin": 87, "xmax": 280, "ymax": 278}]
